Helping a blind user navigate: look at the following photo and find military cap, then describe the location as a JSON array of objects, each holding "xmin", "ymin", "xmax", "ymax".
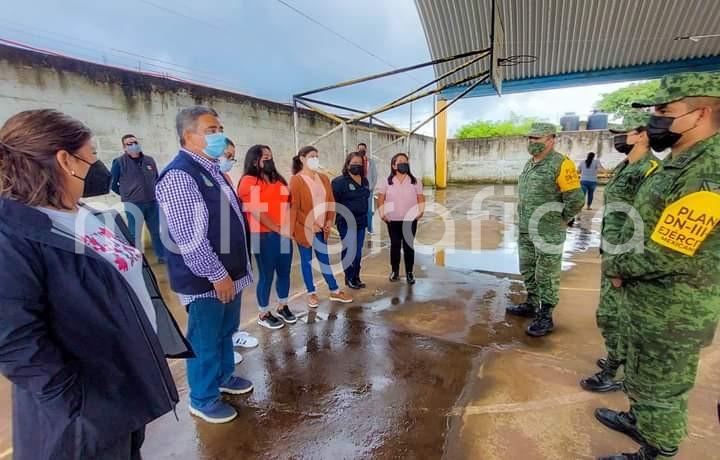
[
  {"xmin": 609, "ymin": 125, "xmax": 647, "ymax": 134},
  {"xmin": 528, "ymin": 122, "xmax": 557, "ymax": 137},
  {"xmin": 632, "ymin": 71, "xmax": 720, "ymax": 108}
]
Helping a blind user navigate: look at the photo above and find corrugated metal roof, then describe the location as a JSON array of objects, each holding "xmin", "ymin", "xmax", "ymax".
[{"xmin": 415, "ymin": 0, "xmax": 720, "ymax": 95}]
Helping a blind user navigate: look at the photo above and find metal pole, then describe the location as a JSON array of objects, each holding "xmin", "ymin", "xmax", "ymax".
[
  {"xmin": 342, "ymin": 123, "xmax": 348, "ymax": 154},
  {"xmin": 369, "ymin": 117, "xmax": 374, "ymax": 159},
  {"xmin": 343, "ymin": 70, "xmax": 490, "ymax": 127},
  {"xmin": 382, "ymin": 50, "xmax": 490, "ymax": 113},
  {"xmin": 295, "ymin": 48, "xmax": 491, "ymax": 98},
  {"xmin": 293, "ymin": 98, "xmax": 300, "ymax": 153},
  {"xmin": 310, "ymin": 123, "xmax": 344, "ymax": 147},
  {"xmin": 410, "ymin": 75, "xmax": 490, "ymax": 136},
  {"xmin": 297, "ymin": 96, "xmax": 408, "ymax": 135},
  {"xmin": 407, "ymin": 102, "xmax": 414, "ymax": 153}
]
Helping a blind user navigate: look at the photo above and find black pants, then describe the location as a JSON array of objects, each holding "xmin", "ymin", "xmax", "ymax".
[
  {"xmin": 387, "ymin": 220, "xmax": 418, "ymax": 274},
  {"xmin": 95, "ymin": 427, "xmax": 146, "ymax": 460}
]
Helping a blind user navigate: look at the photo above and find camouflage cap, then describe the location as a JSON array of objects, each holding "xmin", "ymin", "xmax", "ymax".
[
  {"xmin": 528, "ymin": 122, "xmax": 557, "ymax": 137},
  {"xmin": 609, "ymin": 125, "xmax": 647, "ymax": 134},
  {"xmin": 631, "ymin": 71, "xmax": 720, "ymax": 108}
]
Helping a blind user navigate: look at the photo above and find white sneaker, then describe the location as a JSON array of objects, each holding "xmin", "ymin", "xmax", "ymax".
[
  {"xmin": 232, "ymin": 331, "xmax": 259, "ymax": 348},
  {"xmin": 233, "ymin": 351, "xmax": 243, "ymax": 364}
]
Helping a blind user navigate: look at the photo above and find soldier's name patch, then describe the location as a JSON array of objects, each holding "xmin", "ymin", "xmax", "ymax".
[
  {"xmin": 557, "ymin": 157, "xmax": 581, "ymax": 192},
  {"xmin": 651, "ymin": 191, "xmax": 720, "ymax": 256}
]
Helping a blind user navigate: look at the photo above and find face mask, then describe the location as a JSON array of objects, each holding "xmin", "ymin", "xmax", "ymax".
[
  {"xmin": 647, "ymin": 111, "xmax": 699, "ymax": 151},
  {"xmin": 126, "ymin": 143, "xmax": 141, "ymax": 155},
  {"xmin": 73, "ymin": 157, "xmax": 112, "ymax": 198},
  {"xmin": 396, "ymin": 163, "xmax": 410, "ymax": 174},
  {"xmin": 262, "ymin": 158, "xmax": 275, "ymax": 174},
  {"xmin": 613, "ymin": 135, "xmax": 633, "ymax": 155},
  {"xmin": 349, "ymin": 164, "xmax": 364, "ymax": 176},
  {"xmin": 218, "ymin": 157, "xmax": 235, "ymax": 173},
  {"xmin": 204, "ymin": 133, "xmax": 227, "ymax": 158},
  {"xmin": 527, "ymin": 142, "xmax": 546, "ymax": 156},
  {"xmin": 307, "ymin": 157, "xmax": 320, "ymax": 171}
]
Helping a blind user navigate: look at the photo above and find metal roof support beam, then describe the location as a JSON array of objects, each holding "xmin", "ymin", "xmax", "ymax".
[
  {"xmin": 295, "ymin": 47, "xmax": 490, "ymax": 98},
  {"xmin": 343, "ymin": 70, "xmax": 490, "ymax": 126},
  {"xmin": 296, "ymin": 96, "xmax": 408, "ymax": 135}
]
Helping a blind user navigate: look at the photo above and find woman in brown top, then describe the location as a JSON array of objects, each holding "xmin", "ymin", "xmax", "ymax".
[{"xmin": 289, "ymin": 146, "xmax": 352, "ymax": 308}]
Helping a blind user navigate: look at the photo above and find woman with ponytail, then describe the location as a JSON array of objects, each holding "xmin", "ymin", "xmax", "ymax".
[
  {"xmin": 289, "ymin": 146, "xmax": 352, "ymax": 308},
  {"xmin": 237, "ymin": 144, "xmax": 295, "ymax": 331}
]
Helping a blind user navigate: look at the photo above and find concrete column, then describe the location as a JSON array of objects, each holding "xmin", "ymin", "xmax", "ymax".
[{"xmin": 435, "ymin": 99, "xmax": 449, "ymax": 189}]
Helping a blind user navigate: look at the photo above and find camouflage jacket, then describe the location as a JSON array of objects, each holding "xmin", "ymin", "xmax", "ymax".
[
  {"xmin": 517, "ymin": 150, "xmax": 584, "ymax": 240},
  {"xmin": 604, "ymin": 134, "xmax": 720, "ymax": 344},
  {"xmin": 600, "ymin": 151, "xmax": 661, "ymax": 251}
]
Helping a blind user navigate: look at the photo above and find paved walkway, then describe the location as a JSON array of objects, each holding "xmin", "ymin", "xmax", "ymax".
[{"xmin": 0, "ymin": 185, "xmax": 717, "ymax": 459}]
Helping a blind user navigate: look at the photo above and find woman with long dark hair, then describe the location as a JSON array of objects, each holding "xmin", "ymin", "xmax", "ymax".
[
  {"xmin": 331, "ymin": 152, "xmax": 371, "ymax": 289},
  {"xmin": 289, "ymin": 146, "xmax": 353, "ymax": 308},
  {"xmin": 377, "ymin": 153, "xmax": 425, "ymax": 284},
  {"xmin": 237, "ymin": 144, "xmax": 296, "ymax": 330},
  {"xmin": 0, "ymin": 109, "xmax": 188, "ymax": 459},
  {"xmin": 578, "ymin": 151, "xmax": 606, "ymax": 210}
]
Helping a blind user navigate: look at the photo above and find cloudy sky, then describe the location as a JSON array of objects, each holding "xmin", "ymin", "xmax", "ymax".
[{"xmin": 0, "ymin": 0, "xmax": 631, "ymax": 136}]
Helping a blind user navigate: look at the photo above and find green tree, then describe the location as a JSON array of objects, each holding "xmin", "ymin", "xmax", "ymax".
[
  {"xmin": 596, "ymin": 80, "xmax": 660, "ymax": 127},
  {"xmin": 455, "ymin": 112, "xmax": 544, "ymax": 139}
]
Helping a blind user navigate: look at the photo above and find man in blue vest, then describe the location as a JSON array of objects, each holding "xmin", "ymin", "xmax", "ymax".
[
  {"xmin": 111, "ymin": 134, "xmax": 165, "ymax": 263},
  {"xmin": 156, "ymin": 106, "xmax": 254, "ymax": 424}
]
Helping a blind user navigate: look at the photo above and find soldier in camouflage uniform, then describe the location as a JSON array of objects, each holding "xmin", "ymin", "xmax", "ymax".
[
  {"xmin": 597, "ymin": 72, "xmax": 720, "ymax": 460},
  {"xmin": 506, "ymin": 122, "xmax": 584, "ymax": 337},
  {"xmin": 580, "ymin": 126, "xmax": 661, "ymax": 393}
]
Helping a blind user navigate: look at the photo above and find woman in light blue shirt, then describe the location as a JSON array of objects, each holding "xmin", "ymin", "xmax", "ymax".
[{"xmin": 577, "ymin": 152, "xmax": 606, "ymax": 210}]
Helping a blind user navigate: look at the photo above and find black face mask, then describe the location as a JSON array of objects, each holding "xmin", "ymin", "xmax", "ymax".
[
  {"xmin": 262, "ymin": 158, "xmax": 275, "ymax": 175},
  {"xmin": 647, "ymin": 110, "xmax": 698, "ymax": 152},
  {"xmin": 613, "ymin": 134, "xmax": 633, "ymax": 155},
  {"xmin": 349, "ymin": 164, "xmax": 364, "ymax": 176},
  {"xmin": 73, "ymin": 157, "xmax": 112, "ymax": 198},
  {"xmin": 396, "ymin": 163, "xmax": 410, "ymax": 175}
]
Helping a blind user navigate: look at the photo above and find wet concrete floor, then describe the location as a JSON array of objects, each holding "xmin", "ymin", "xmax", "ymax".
[{"xmin": 0, "ymin": 185, "xmax": 718, "ymax": 459}]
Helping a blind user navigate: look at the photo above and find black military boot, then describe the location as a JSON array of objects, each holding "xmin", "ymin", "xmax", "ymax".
[
  {"xmin": 597, "ymin": 443, "xmax": 677, "ymax": 460},
  {"xmin": 597, "ymin": 357, "xmax": 609, "ymax": 370},
  {"xmin": 525, "ymin": 305, "xmax": 554, "ymax": 337},
  {"xmin": 581, "ymin": 357, "xmax": 622, "ymax": 392},
  {"xmin": 594, "ymin": 408, "xmax": 644, "ymax": 445},
  {"xmin": 506, "ymin": 302, "xmax": 537, "ymax": 318}
]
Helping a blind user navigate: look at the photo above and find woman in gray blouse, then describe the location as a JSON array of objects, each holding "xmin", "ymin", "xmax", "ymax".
[{"xmin": 577, "ymin": 152, "xmax": 606, "ymax": 210}]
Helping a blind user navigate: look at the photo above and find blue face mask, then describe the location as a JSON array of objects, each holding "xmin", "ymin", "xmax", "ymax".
[
  {"xmin": 204, "ymin": 133, "xmax": 227, "ymax": 158},
  {"xmin": 218, "ymin": 157, "xmax": 235, "ymax": 173},
  {"xmin": 126, "ymin": 143, "xmax": 142, "ymax": 155}
]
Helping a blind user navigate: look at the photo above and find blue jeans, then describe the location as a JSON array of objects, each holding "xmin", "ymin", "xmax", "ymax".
[
  {"xmin": 338, "ymin": 223, "xmax": 366, "ymax": 282},
  {"xmin": 186, "ymin": 296, "xmax": 241, "ymax": 408},
  {"xmin": 297, "ymin": 232, "xmax": 339, "ymax": 294},
  {"xmin": 125, "ymin": 200, "xmax": 165, "ymax": 260},
  {"xmin": 580, "ymin": 180, "xmax": 597, "ymax": 208},
  {"xmin": 254, "ymin": 232, "xmax": 293, "ymax": 312}
]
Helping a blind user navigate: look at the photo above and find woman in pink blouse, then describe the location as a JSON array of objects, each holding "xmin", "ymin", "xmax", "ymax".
[{"xmin": 376, "ymin": 153, "xmax": 425, "ymax": 285}]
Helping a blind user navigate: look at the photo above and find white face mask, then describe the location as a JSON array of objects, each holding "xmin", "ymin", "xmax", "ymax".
[{"xmin": 307, "ymin": 157, "xmax": 320, "ymax": 171}]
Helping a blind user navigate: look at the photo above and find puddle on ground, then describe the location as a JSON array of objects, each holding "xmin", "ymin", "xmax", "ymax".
[{"xmin": 417, "ymin": 246, "xmax": 521, "ymax": 276}]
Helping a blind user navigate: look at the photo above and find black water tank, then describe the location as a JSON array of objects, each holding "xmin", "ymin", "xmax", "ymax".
[
  {"xmin": 587, "ymin": 110, "xmax": 608, "ymax": 130},
  {"xmin": 560, "ymin": 112, "xmax": 580, "ymax": 131}
]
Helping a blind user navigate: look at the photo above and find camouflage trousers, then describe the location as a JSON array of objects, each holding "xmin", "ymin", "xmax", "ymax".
[
  {"xmin": 518, "ymin": 233, "xmax": 562, "ymax": 309},
  {"xmin": 622, "ymin": 281, "xmax": 707, "ymax": 451},
  {"xmin": 624, "ymin": 330, "xmax": 701, "ymax": 451},
  {"xmin": 596, "ymin": 275, "xmax": 628, "ymax": 362}
]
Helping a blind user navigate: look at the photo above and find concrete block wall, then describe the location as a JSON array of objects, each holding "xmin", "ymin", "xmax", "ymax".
[
  {"xmin": 0, "ymin": 45, "xmax": 435, "ymax": 190},
  {"xmin": 447, "ymin": 130, "xmax": 627, "ymax": 183}
]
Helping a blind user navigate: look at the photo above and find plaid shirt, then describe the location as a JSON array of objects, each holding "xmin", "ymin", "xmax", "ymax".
[{"xmin": 156, "ymin": 148, "xmax": 253, "ymax": 305}]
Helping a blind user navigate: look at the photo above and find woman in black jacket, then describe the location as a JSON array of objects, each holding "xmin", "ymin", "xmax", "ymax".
[
  {"xmin": 331, "ymin": 151, "xmax": 371, "ymax": 289},
  {"xmin": 0, "ymin": 109, "xmax": 190, "ymax": 460}
]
